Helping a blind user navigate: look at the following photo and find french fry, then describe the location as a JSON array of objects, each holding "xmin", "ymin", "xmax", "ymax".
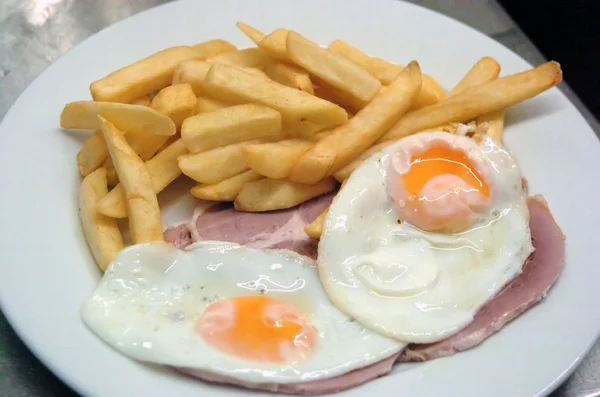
[
  {"xmin": 204, "ymin": 63, "xmax": 348, "ymax": 126},
  {"xmin": 243, "ymin": 139, "xmax": 315, "ymax": 179},
  {"xmin": 98, "ymin": 116, "xmax": 163, "ymax": 243},
  {"xmin": 449, "ymin": 57, "xmax": 501, "ymax": 96},
  {"xmin": 191, "ymin": 170, "xmax": 263, "ymax": 201},
  {"xmin": 178, "ymin": 140, "xmax": 261, "ymax": 184},
  {"xmin": 332, "ymin": 141, "xmax": 392, "ymax": 182},
  {"xmin": 192, "ymin": 39, "xmax": 237, "ymax": 59},
  {"xmin": 290, "ymin": 61, "xmax": 422, "ymax": 185},
  {"xmin": 90, "ymin": 46, "xmax": 201, "ymax": 103},
  {"xmin": 263, "ymin": 61, "xmax": 314, "ymax": 94},
  {"xmin": 79, "ymin": 167, "xmax": 124, "ymax": 271},
  {"xmin": 61, "ymin": 101, "xmax": 176, "ymax": 136},
  {"xmin": 287, "ymin": 31, "xmax": 381, "ymax": 103},
  {"xmin": 97, "ymin": 139, "xmax": 186, "ymax": 218},
  {"xmin": 173, "ymin": 60, "xmax": 267, "ymax": 96},
  {"xmin": 172, "ymin": 60, "xmax": 212, "ymax": 96},
  {"xmin": 235, "ymin": 23, "xmax": 312, "ymax": 93},
  {"xmin": 304, "ymin": 206, "xmax": 328, "ymax": 239},
  {"xmin": 328, "ymin": 39, "xmax": 446, "ymax": 109},
  {"xmin": 283, "ymin": 121, "xmax": 329, "ymax": 140},
  {"xmin": 236, "ymin": 22, "xmax": 266, "ymax": 44},
  {"xmin": 121, "ymin": 84, "xmax": 197, "ymax": 163},
  {"xmin": 234, "ymin": 177, "xmax": 337, "ymax": 212},
  {"xmin": 130, "ymin": 95, "xmax": 151, "ymax": 106},
  {"xmin": 207, "ymin": 48, "xmax": 267, "ymax": 69},
  {"xmin": 258, "ymin": 28, "xmax": 289, "ymax": 61},
  {"xmin": 194, "ymin": 97, "xmax": 231, "ymax": 114},
  {"xmin": 182, "ymin": 104, "xmax": 282, "ymax": 153},
  {"xmin": 102, "ymin": 157, "xmax": 119, "ymax": 186},
  {"xmin": 96, "ymin": 139, "xmax": 187, "ymax": 219},
  {"xmin": 77, "ymin": 131, "xmax": 108, "ymax": 176},
  {"xmin": 313, "ymin": 80, "xmax": 368, "ymax": 112},
  {"xmin": 379, "ymin": 61, "xmax": 563, "ymax": 142},
  {"xmin": 150, "ymin": 83, "xmax": 197, "ymax": 128},
  {"xmin": 477, "ymin": 109, "xmax": 505, "ymax": 141}
]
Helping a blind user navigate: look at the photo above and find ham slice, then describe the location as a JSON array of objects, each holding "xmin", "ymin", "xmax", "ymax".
[
  {"xmin": 178, "ymin": 352, "xmax": 400, "ymax": 396},
  {"xmin": 163, "ymin": 225, "xmax": 192, "ymax": 249},
  {"xmin": 164, "ymin": 193, "xmax": 334, "ymax": 258},
  {"xmin": 165, "ymin": 194, "xmax": 564, "ymax": 393},
  {"xmin": 399, "ymin": 195, "xmax": 565, "ymax": 362}
]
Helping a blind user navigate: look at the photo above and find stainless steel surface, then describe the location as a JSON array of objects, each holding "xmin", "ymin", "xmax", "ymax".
[{"xmin": 0, "ymin": 0, "xmax": 598, "ymax": 396}]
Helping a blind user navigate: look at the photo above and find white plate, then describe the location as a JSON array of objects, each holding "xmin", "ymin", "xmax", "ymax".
[{"xmin": 0, "ymin": 0, "xmax": 599, "ymax": 396}]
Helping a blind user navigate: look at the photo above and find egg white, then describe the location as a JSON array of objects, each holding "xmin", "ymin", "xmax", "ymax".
[
  {"xmin": 318, "ymin": 132, "xmax": 534, "ymax": 344},
  {"xmin": 82, "ymin": 242, "xmax": 403, "ymax": 384}
]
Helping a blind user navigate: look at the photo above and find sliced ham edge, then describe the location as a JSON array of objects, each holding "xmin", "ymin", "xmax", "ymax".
[
  {"xmin": 177, "ymin": 351, "xmax": 400, "ymax": 396},
  {"xmin": 399, "ymin": 195, "xmax": 565, "ymax": 362}
]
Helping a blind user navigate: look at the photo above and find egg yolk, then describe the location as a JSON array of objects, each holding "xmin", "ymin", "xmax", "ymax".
[
  {"xmin": 196, "ymin": 296, "xmax": 317, "ymax": 363},
  {"xmin": 387, "ymin": 141, "xmax": 491, "ymax": 232}
]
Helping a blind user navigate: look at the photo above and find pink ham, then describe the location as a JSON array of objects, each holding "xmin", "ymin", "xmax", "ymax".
[
  {"xmin": 164, "ymin": 193, "xmax": 334, "ymax": 258},
  {"xmin": 178, "ymin": 352, "xmax": 400, "ymax": 396},
  {"xmin": 399, "ymin": 195, "xmax": 565, "ymax": 362},
  {"xmin": 163, "ymin": 225, "xmax": 192, "ymax": 249}
]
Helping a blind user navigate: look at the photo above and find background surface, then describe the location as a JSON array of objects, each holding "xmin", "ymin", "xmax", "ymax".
[{"xmin": 0, "ymin": 0, "xmax": 598, "ymax": 396}]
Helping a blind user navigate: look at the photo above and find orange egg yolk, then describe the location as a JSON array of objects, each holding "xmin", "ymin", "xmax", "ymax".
[
  {"xmin": 196, "ymin": 296, "xmax": 317, "ymax": 363},
  {"xmin": 388, "ymin": 141, "xmax": 491, "ymax": 232},
  {"xmin": 403, "ymin": 144, "xmax": 489, "ymax": 198}
]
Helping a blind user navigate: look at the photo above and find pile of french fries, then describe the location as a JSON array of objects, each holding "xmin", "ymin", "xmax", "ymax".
[{"xmin": 63, "ymin": 22, "xmax": 563, "ymax": 271}]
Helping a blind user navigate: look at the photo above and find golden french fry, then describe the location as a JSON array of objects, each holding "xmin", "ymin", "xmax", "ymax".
[
  {"xmin": 236, "ymin": 22, "xmax": 266, "ymax": 44},
  {"xmin": 150, "ymin": 83, "xmax": 197, "ymax": 127},
  {"xmin": 61, "ymin": 101, "xmax": 176, "ymax": 136},
  {"xmin": 304, "ymin": 206, "xmax": 328, "ymax": 239},
  {"xmin": 182, "ymin": 104, "xmax": 282, "ymax": 153},
  {"xmin": 234, "ymin": 178, "xmax": 337, "ymax": 212},
  {"xmin": 263, "ymin": 61, "xmax": 314, "ymax": 94},
  {"xmin": 194, "ymin": 97, "xmax": 231, "ymax": 114},
  {"xmin": 449, "ymin": 57, "xmax": 501, "ymax": 96},
  {"xmin": 121, "ymin": 83, "xmax": 196, "ymax": 163},
  {"xmin": 191, "ymin": 170, "xmax": 263, "ymax": 201},
  {"xmin": 178, "ymin": 140, "xmax": 261, "ymax": 184},
  {"xmin": 243, "ymin": 139, "xmax": 315, "ymax": 179},
  {"xmin": 413, "ymin": 75, "xmax": 447, "ymax": 109},
  {"xmin": 79, "ymin": 167, "xmax": 124, "ymax": 271},
  {"xmin": 130, "ymin": 95, "xmax": 151, "ymax": 106},
  {"xmin": 102, "ymin": 157, "xmax": 119, "ymax": 186},
  {"xmin": 258, "ymin": 28, "xmax": 289, "ymax": 61},
  {"xmin": 207, "ymin": 48, "xmax": 267, "ymax": 69},
  {"xmin": 173, "ymin": 60, "xmax": 267, "ymax": 96},
  {"xmin": 477, "ymin": 109, "xmax": 505, "ymax": 141},
  {"xmin": 77, "ymin": 131, "xmax": 108, "ymax": 176},
  {"xmin": 313, "ymin": 80, "xmax": 368, "ymax": 112},
  {"xmin": 192, "ymin": 39, "xmax": 237, "ymax": 59},
  {"xmin": 172, "ymin": 60, "xmax": 212, "ymax": 96},
  {"xmin": 97, "ymin": 139, "xmax": 187, "ymax": 219},
  {"xmin": 287, "ymin": 31, "xmax": 381, "ymax": 103},
  {"xmin": 332, "ymin": 141, "xmax": 392, "ymax": 182},
  {"xmin": 328, "ymin": 40, "xmax": 445, "ymax": 109},
  {"xmin": 98, "ymin": 116, "xmax": 162, "ymax": 243},
  {"xmin": 379, "ymin": 61, "xmax": 563, "ymax": 142},
  {"xmin": 90, "ymin": 46, "xmax": 200, "ymax": 103},
  {"xmin": 282, "ymin": 121, "xmax": 329, "ymax": 140},
  {"xmin": 204, "ymin": 63, "xmax": 347, "ymax": 126},
  {"xmin": 290, "ymin": 61, "xmax": 422, "ymax": 185}
]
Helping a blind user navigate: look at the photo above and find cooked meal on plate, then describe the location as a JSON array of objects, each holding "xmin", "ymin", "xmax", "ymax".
[{"xmin": 60, "ymin": 22, "xmax": 565, "ymax": 395}]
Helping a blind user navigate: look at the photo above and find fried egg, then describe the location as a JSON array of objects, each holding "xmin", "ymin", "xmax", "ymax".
[
  {"xmin": 318, "ymin": 131, "xmax": 534, "ymax": 344},
  {"xmin": 82, "ymin": 242, "xmax": 403, "ymax": 384}
]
